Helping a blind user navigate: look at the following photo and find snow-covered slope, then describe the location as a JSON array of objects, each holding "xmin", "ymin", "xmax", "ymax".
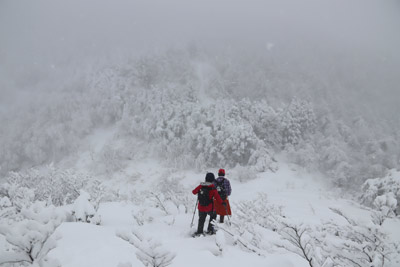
[{"xmin": 45, "ymin": 164, "xmax": 400, "ymax": 267}]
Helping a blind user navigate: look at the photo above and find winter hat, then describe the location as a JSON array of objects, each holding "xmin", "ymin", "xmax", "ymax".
[
  {"xmin": 218, "ymin": 169, "xmax": 225, "ymax": 176},
  {"xmin": 205, "ymin": 172, "xmax": 215, "ymax": 183}
]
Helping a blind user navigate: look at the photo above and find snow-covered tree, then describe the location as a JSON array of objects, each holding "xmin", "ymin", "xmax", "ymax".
[
  {"xmin": 280, "ymin": 98, "xmax": 316, "ymax": 147},
  {"xmin": 1, "ymin": 47, "xmax": 399, "ymax": 189}
]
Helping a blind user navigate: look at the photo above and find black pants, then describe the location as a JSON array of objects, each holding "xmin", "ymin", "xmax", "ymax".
[{"xmin": 197, "ymin": 211, "xmax": 216, "ymax": 234}]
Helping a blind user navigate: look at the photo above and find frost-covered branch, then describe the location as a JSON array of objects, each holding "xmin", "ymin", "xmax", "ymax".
[
  {"xmin": 215, "ymin": 223, "xmax": 265, "ymax": 256},
  {"xmin": 279, "ymin": 223, "xmax": 315, "ymax": 267},
  {"xmin": 321, "ymin": 209, "xmax": 397, "ymax": 267},
  {"xmin": 329, "ymin": 207, "xmax": 356, "ymax": 225},
  {"xmin": 117, "ymin": 229, "xmax": 176, "ymax": 267}
]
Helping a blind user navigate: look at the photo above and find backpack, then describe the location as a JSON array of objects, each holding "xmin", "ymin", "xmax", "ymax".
[
  {"xmin": 215, "ymin": 179, "xmax": 227, "ymax": 200},
  {"xmin": 198, "ymin": 186, "xmax": 212, "ymax": 206}
]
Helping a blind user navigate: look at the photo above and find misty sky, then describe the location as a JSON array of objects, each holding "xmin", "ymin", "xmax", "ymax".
[
  {"xmin": 1, "ymin": 0, "xmax": 399, "ymax": 111},
  {"xmin": 1, "ymin": 0, "xmax": 399, "ymax": 64}
]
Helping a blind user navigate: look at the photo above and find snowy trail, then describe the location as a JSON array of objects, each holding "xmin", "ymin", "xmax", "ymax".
[
  {"xmin": 48, "ymin": 201, "xmax": 301, "ymax": 267},
  {"xmin": 46, "ymin": 165, "xmax": 400, "ymax": 267}
]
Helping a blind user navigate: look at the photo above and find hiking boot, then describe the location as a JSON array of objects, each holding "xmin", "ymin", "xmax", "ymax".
[
  {"xmin": 206, "ymin": 229, "xmax": 216, "ymax": 235},
  {"xmin": 192, "ymin": 231, "xmax": 204, "ymax": 237}
]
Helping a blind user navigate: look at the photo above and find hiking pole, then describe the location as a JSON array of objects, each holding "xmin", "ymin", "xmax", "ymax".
[{"xmin": 190, "ymin": 199, "xmax": 198, "ymax": 228}]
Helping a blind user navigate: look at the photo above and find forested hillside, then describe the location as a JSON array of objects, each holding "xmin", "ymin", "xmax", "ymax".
[{"xmin": 1, "ymin": 46, "xmax": 399, "ymax": 189}]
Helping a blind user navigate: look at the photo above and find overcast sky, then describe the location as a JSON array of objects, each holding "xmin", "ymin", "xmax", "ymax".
[
  {"xmin": 1, "ymin": 0, "xmax": 399, "ymax": 65},
  {"xmin": 1, "ymin": 0, "xmax": 399, "ymax": 114}
]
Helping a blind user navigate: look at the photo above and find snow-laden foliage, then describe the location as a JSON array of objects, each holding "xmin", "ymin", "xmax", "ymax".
[
  {"xmin": 361, "ymin": 169, "xmax": 400, "ymax": 217},
  {"xmin": 0, "ymin": 201, "xmax": 66, "ymax": 266},
  {"xmin": 280, "ymin": 98, "xmax": 317, "ymax": 147},
  {"xmin": 1, "ymin": 165, "xmax": 105, "ymax": 207},
  {"xmin": 220, "ymin": 194, "xmax": 399, "ymax": 267},
  {"xmin": 0, "ymin": 184, "xmax": 35, "ymax": 214},
  {"xmin": 119, "ymin": 85, "xmax": 278, "ymax": 171},
  {"xmin": 152, "ymin": 176, "xmax": 192, "ymax": 215},
  {"xmin": 0, "ymin": 196, "xmax": 14, "ymax": 221},
  {"xmin": 71, "ymin": 190, "xmax": 100, "ymax": 224},
  {"xmin": 117, "ymin": 229, "xmax": 176, "ymax": 267},
  {"xmin": 319, "ymin": 208, "xmax": 398, "ymax": 267}
]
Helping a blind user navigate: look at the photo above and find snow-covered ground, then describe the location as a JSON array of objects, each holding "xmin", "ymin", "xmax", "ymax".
[
  {"xmin": 45, "ymin": 163, "xmax": 400, "ymax": 267},
  {"xmin": 2, "ymin": 127, "xmax": 396, "ymax": 267}
]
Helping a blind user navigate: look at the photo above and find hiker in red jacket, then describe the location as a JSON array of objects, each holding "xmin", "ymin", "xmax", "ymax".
[
  {"xmin": 192, "ymin": 172, "xmax": 223, "ymax": 236},
  {"xmin": 214, "ymin": 168, "xmax": 232, "ymax": 223}
]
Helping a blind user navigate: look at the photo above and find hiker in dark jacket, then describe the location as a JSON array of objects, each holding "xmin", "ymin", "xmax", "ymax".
[
  {"xmin": 192, "ymin": 172, "xmax": 223, "ymax": 236},
  {"xmin": 214, "ymin": 168, "xmax": 232, "ymax": 223}
]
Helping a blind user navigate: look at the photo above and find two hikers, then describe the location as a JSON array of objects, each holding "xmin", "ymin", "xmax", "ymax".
[{"xmin": 192, "ymin": 169, "xmax": 232, "ymax": 236}]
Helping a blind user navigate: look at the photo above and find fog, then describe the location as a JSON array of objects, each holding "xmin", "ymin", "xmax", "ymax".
[
  {"xmin": 1, "ymin": 0, "xmax": 400, "ymax": 113},
  {"xmin": 2, "ymin": 0, "xmax": 399, "ymax": 61},
  {"xmin": 1, "ymin": 0, "xmax": 400, "ymax": 180}
]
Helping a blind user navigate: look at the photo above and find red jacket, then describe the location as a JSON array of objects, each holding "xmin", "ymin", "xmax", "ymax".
[{"xmin": 192, "ymin": 183, "xmax": 223, "ymax": 212}]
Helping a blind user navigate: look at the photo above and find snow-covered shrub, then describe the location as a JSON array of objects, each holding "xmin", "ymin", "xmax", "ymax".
[
  {"xmin": 0, "ymin": 201, "xmax": 66, "ymax": 266},
  {"xmin": 117, "ymin": 229, "xmax": 176, "ymax": 267},
  {"xmin": 0, "ymin": 183, "xmax": 35, "ymax": 213},
  {"xmin": 373, "ymin": 193, "xmax": 397, "ymax": 219},
  {"xmin": 319, "ymin": 209, "xmax": 397, "ymax": 267},
  {"xmin": 135, "ymin": 238, "xmax": 175, "ymax": 267},
  {"xmin": 274, "ymin": 210, "xmax": 399, "ymax": 267},
  {"xmin": 153, "ymin": 177, "xmax": 192, "ymax": 215},
  {"xmin": 71, "ymin": 190, "xmax": 100, "ymax": 224},
  {"xmin": 235, "ymin": 193, "xmax": 284, "ymax": 232},
  {"xmin": 361, "ymin": 169, "xmax": 400, "ymax": 216},
  {"xmin": 0, "ymin": 196, "xmax": 17, "ymax": 223},
  {"xmin": 84, "ymin": 179, "xmax": 120, "ymax": 209},
  {"xmin": 223, "ymin": 194, "xmax": 285, "ymax": 254},
  {"xmin": 3, "ymin": 165, "xmax": 91, "ymax": 206},
  {"xmin": 213, "ymin": 223, "xmax": 265, "ymax": 256},
  {"xmin": 230, "ymin": 193, "xmax": 398, "ymax": 267},
  {"xmin": 148, "ymin": 192, "xmax": 177, "ymax": 217}
]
